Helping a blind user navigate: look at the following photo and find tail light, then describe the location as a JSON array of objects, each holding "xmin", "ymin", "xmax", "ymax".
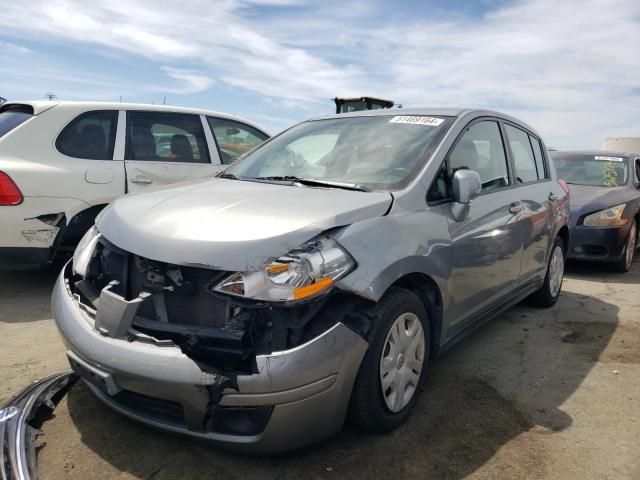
[
  {"xmin": 558, "ymin": 180, "xmax": 570, "ymax": 199},
  {"xmin": 0, "ymin": 171, "xmax": 23, "ymax": 205}
]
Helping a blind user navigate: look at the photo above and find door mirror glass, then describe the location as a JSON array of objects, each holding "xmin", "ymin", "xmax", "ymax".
[{"xmin": 451, "ymin": 169, "xmax": 481, "ymax": 221}]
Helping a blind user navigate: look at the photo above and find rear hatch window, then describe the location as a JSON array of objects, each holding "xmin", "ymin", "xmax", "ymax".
[{"xmin": 0, "ymin": 110, "xmax": 33, "ymax": 138}]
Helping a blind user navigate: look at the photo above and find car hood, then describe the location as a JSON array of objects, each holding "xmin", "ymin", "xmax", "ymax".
[
  {"xmin": 568, "ymin": 184, "xmax": 631, "ymax": 209},
  {"xmin": 567, "ymin": 184, "xmax": 633, "ymax": 223},
  {"xmin": 97, "ymin": 178, "xmax": 393, "ymax": 271}
]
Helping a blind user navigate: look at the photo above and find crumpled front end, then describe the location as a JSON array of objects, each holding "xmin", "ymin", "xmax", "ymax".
[{"xmin": 51, "ymin": 237, "xmax": 370, "ymax": 453}]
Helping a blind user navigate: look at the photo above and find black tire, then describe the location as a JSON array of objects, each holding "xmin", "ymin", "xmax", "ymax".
[
  {"xmin": 613, "ymin": 220, "xmax": 637, "ymax": 273},
  {"xmin": 348, "ymin": 287, "xmax": 430, "ymax": 432},
  {"xmin": 529, "ymin": 236, "xmax": 565, "ymax": 308}
]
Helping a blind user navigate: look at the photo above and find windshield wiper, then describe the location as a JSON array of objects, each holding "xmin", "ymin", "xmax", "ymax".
[
  {"xmin": 253, "ymin": 176, "xmax": 370, "ymax": 192},
  {"xmin": 217, "ymin": 172, "xmax": 238, "ymax": 179}
]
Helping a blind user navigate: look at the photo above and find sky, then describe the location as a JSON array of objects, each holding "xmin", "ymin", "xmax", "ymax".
[{"xmin": 0, "ymin": 0, "xmax": 638, "ymax": 148}]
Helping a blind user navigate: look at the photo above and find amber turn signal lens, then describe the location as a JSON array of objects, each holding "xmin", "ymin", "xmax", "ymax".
[{"xmin": 293, "ymin": 277, "xmax": 333, "ymax": 300}]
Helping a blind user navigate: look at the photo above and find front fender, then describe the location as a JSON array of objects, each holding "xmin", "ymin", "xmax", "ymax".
[{"xmin": 333, "ymin": 208, "xmax": 453, "ymax": 305}]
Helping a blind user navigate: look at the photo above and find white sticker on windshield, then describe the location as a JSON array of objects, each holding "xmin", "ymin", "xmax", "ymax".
[
  {"xmin": 389, "ymin": 116, "xmax": 444, "ymax": 127},
  {"xmin": 594, "ymin": 155, "xmax": 624, "ymax": 162}
]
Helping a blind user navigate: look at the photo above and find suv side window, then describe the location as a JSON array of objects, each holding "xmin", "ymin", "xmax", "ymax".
[
  {"xmin": 505, "ymin": 124, "xmax": 539, "ymax": 183},
  {"xmin": 56, "ymin": 110, "xmax": 117, "ymax": 160},
  {"xmin": 207, "ymin": 117, "xmax": 268, "ymax": 165},
  {"xmin": 126, "ymin": 111, "xmax": 210, "ymax": 163},
  {"xmin": 449, "ymin": 120, "xmax": 510, "ymax": 193},
  {"xmin": 529, "ymin": 135, "xmax": 548, "ymax": 179}
]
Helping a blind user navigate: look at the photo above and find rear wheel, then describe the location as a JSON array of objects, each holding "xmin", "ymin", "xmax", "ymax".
[
  {"xmin": 530, "ymin": 236, "xmax": 565, "ymax": 307},
  {"xmin": 613, "ymin": 220, "xmax": 637, "ymax": 273},
  {"xmin": 348, "ymin": 287, "xmax": 430, "ymax": 432}
]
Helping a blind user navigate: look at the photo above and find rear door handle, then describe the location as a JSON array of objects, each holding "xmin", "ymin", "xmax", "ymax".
[
  {"xmin": 509, "ymin": 202, "xmax": 523, "ymax": 214},
  {"xmin": 131, "ymin": 175, "xmax": 153, "ymax": 185},
  {"xmin": 549, "ymin": 192, "xmax": 559, "ymax": 201}
]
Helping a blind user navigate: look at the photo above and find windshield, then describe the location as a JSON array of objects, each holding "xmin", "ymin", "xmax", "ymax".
[
  {"xmin": 226, "ymin": 115, "xmax": 453, "ymax": 191},
  {"xmin": 553, "ymin": 154, "xmax": 629, "ymax": 187}
]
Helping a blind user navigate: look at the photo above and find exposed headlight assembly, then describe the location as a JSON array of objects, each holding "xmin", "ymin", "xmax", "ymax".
[
  {"xmin": 214, "ymin": 236, "xmax": 355, "ymax": 302},
  {"xmin": 72, "ymin": 225, "xmax": 101, "ymax": 277},
  {"xmin": 583, "ymin": 204, "xmax": 627, "ymax": 227}
]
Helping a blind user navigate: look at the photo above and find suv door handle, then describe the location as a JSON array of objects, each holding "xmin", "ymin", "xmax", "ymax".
[
  {"xmin": 509, "ymin": 202, "xmax": 523, "ymax": 214},
  {"xmin": 131, "ymin": 175, "xmax": 153, "ymax": 185},
  {"xmin": 549, "ymin": 192, "xmax": 559, "ymax": 201}
]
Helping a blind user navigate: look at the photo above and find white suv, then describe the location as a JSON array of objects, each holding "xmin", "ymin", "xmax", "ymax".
[{"xmin": 0, "ymin": 101, "xmax": 269, "ymax": 269}]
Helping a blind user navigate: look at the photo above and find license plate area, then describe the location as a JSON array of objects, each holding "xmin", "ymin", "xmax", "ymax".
[{"xmin": 66, "ymin": 350, "xmax": 121, "ymax": 396}]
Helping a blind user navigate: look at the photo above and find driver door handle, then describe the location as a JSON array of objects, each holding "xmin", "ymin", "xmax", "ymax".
[
  {"xmin": 509, "ymin": 201, "xmax": 523, "ymax": 214},
  {"xmin": 131, "ymin": 175, "xmax": 153, "ymax": 185}
]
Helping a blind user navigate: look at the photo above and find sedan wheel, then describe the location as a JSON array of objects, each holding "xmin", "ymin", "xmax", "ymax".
[
  {"xmin": 379, "ymin": 313, "xmax": 425, "ymax": 413},
  {"xmin": 624, "ymin": 221, "xmax": 637, "ymax": 270},
  {"xmin": 548, "ymin": 244, "xmax": 564, "ymax": 298},
  {"xmin": 616, "ymin": 220, "xmax": 638, "ymax": 272}
]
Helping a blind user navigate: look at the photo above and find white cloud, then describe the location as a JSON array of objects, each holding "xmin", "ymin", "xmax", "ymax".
[
  {"xmin": 159, "ymin": 66, "xmax": 214, "ymax": 94},
  {"xmin": 0, "ymin": 0, "xmax": 638, "ymax": 147}
]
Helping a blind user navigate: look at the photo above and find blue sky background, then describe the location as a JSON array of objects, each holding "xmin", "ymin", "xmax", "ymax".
[{"xmin": 0, "ymin": 0, "xmax": 638, "ymax": 148}]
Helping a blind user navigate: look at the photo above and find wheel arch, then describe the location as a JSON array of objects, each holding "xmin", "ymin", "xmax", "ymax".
[
  {"xmin": 60, "ymin": 203, "xmax": 108, "ymax": 246},
  {"xmin": 557, "ymin": 225, "xmax": 570, "ymax": 255},
  {"xmin": 386, "ymin": 272, "xmax": 444, "ymax": 358}
]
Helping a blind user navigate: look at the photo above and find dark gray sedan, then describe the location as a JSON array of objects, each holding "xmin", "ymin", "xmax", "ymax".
[{"xmin": 552, "ymin": 150, "xmax": 640, "ymax": 272}]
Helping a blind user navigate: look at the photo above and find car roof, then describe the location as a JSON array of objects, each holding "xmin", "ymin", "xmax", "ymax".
[
  {"xmin": 307, "ymin": 107, "xmax": 542, "ymax": 137},
  {"xmin": 551, "ymin": 150, "xmax": 637, "ymax": 159},
  {"xmin": 1, "ymin": 100, "xmax": 269, "ymax": 135}
]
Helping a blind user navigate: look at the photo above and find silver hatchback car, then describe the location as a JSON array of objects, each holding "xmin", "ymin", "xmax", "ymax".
[{"xmin": 52, "ymin": 109, "xmax": 570, "ymax": 454}]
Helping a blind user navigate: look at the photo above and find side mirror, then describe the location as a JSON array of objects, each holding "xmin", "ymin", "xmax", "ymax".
[{"xmin": 450, "ymin": 169, "xmax": 482, "ymax": 222}]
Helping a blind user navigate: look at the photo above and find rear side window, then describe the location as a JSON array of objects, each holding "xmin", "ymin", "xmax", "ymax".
[
  {"xmin": 56, "ymin": 110, "xmax": 117, "ymax": 160},
  {"xmin": 207, "ymin": 117, "xmax": 268, "ymax": 164},
  {"xmin": 505, "ymin": 124, "xmax": 539, "ymax": 183},
  {"xmin": 0, "ymin": 111, "xmax": 33, "ymax": 138},
  {"xmin": 126, "ymin": 111, "xmax": 210, "ymax": 163},
  {"xmin": 529, "ymin": 135, "xmax": 548, "ymax": 179}
]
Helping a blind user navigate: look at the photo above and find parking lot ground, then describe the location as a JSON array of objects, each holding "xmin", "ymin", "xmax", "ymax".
[{"xmin": 1, "ymin": 260, "xmax": 639, "ymax": 479}]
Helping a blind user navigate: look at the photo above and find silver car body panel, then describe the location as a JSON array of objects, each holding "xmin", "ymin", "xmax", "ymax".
[
  {"xmin": 52, "ymin": 268, "xmax": 368, "ymax": 453},
  {"xmin": 52, "ymin": 108, "xmax": 570, "ymax": 452},
  {"xmin": 97, "ymin": 177, "xmax": 392, "ymax": 271}
]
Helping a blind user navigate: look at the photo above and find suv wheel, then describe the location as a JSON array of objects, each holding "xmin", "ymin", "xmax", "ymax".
[
  {"xmin": 530, "ymin": 236, "xmax": 565, "ymax": 307},
  {"xmin": 613, "ymin": 220, "xmax": 637, "ymax": 273},
  {"xmin": 348, "ymin": 287, "xmax": 430, "ymax": 432}
]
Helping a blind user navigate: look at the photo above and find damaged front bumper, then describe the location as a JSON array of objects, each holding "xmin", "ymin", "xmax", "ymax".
[
  {"xmin": 52, "ymin": 264, "xmax": 369, "ymax": 454},
  {"xmin": 0, "ymin": 372, "xmax": 77, "ymax": 480}
]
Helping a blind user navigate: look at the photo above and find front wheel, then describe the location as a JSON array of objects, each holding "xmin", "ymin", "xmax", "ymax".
[
  {"xmin": 613, "ymin": 220, "xmax": 637, "ymax": 273},
  {"xmin": 348, "ymin": 287, "xmax": 430, "ymax": 432},
  {"xmin": 530, "ymin": 236, "xmax": 565, "ymax": 307}
]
